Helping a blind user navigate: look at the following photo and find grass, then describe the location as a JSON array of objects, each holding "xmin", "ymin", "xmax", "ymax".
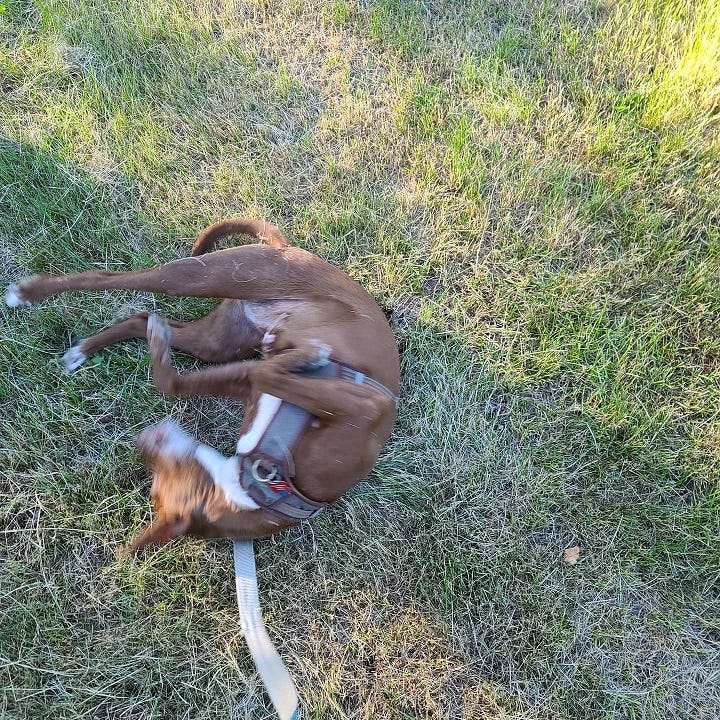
[{"xmin": 1, "ymin": 0, "xmax": 719, "ymax": 717}]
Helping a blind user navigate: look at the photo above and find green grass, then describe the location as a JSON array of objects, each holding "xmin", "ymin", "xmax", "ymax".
[{"xmin": 1, "ymin": 0, "xmax": 719, "ymax": 718}]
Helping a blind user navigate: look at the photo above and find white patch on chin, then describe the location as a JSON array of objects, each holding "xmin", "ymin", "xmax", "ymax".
[
  {"xmin": 236, "ymin": 393, "xmax": 282, "ymax": 454},
  {"xmin": 194, "ymin": 445, "xmax": 260, "ymax": 510}
]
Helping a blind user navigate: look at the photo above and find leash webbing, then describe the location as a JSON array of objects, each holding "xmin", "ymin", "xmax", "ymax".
[{"xmin": 232, "ymin": 539, "xmax": 300, "ymax": 720}]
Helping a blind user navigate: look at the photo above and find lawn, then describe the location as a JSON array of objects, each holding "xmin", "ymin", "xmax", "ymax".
[{"xmin": 1, "ymin": 0, "xmax": 719, "ymax": 718}]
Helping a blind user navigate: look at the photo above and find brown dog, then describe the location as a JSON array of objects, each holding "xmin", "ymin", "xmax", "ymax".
[{"xmin": 5, "ymin": 219, "xmax": 400, "ymax": 551}]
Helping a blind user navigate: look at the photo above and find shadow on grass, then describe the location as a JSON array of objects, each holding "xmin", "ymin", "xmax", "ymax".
[{"xmin": 0, "ymin": 136, "xmax": 143, "ymax": 272}]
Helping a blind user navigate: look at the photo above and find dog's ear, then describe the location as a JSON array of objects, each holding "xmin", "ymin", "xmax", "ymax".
[{"xmin": 125, "ymin": 515, "xmax": 190, "ymax": 554}]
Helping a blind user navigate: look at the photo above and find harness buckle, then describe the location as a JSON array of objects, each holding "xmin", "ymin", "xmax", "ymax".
[{"xmin": 251, "ymin": 458, "xmax": 280, "ymax": 483}]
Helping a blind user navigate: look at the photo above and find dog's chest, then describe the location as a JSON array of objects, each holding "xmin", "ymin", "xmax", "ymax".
[
  {"xmin": 194, "ymin": 446, "xmax": 259, "ymax": 510},
  {"xmin": 236, "ymin": 393, "xmax": 283, "ymax": 453},
  {"xmin": 193, "ymin": 394, "xmax": 283, "ymax": 512}
]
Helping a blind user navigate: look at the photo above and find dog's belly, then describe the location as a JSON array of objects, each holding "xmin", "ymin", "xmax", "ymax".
[{"xmin": 243, "ymin": 300, "xmax": 305, "ymax": 332}]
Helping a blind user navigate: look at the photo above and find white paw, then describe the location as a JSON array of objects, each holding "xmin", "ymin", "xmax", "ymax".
[
  {"xmin": 307, "ymin": 340, "xmax": 331, "ymax": 368},
  {"xmin": 135, "ymin": 420, "xmax": 197, "ymax": 459},
  {"xmin": 5, "ymin": 283, "xmax": 31, "ymax": 308},
  {"xmin": 62, "ymin": 344, "xmax": 88, "ymax": 372},
  {"xmin": 147, "ymin": 314, "xmax": 171, "ymax": 343},
  {"xmin": 147, "ymin": 314, "xmax": 172, "ymax": 363},
  {"xmin": 293, "ymin": 341, "xmax": 332, "ymax": 372}
]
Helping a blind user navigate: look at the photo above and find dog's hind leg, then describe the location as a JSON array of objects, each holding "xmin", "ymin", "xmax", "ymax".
[
  {"xmin": 144, "ymin": 314, "xmax": 258, "ymax": 400},
  {"xmin": 6, "ymin": 245, "xmax": 352, "ymax": 306},
  {"xmin": 62, "ymin": 301, "xmax": 262, "ymax": 371}
]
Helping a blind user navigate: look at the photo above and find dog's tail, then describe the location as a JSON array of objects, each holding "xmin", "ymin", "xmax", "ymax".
[{"xmin": 191, "ymin": 218, "xmax": 290, "ymax": 256}]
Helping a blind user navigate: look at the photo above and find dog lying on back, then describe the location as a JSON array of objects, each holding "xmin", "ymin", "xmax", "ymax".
[{"xmin": 5, "ymin": 219, "xmax": 400, "ymax": 551}]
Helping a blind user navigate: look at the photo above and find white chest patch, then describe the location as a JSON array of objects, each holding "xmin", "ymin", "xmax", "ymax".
[
  {"xmin": 194, "ymin": 445, "xmax": 260, "ymax": 510},
  {"xmin": 236, "ymin": 393, "xmax": 282, "ymax": 454}
]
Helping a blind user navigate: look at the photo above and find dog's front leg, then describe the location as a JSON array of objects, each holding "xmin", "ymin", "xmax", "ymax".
[
  {"xmin": 250, "ymin": 343, "xmax": 395, "ymax": 423},
  {"xmin": 146, "ymin": 315, "xmax": 255, "ymax": 400}
]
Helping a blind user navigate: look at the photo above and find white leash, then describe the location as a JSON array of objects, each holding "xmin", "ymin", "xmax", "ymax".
[{"xmin": 233, "ymin": 539, "xmax": 300, "ymax": 720}]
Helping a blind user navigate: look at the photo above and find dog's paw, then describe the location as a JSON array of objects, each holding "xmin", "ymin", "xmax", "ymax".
[
  {"xmin": 147, "ymin": 313, "xmax": 171, "ymax": 343},
  {"xmin": 294, "ymin": 340, "xmax": 332, "ymax": 371},
  {"xmin": 62, "ymin": 344, "xmax": 88, "ymax": 372},
  {"xmin": 5, "ymin": 282, "xmax": 32, "ymax": 308},
  {"xmin": 147, "ymin": 314, "xmax": 171, "ymax": 358}
]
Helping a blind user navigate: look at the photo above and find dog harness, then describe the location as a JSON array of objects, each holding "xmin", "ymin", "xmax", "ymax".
[{"xmin": 237, "ymin": 360, "xmax": 397, "ymax": 522}]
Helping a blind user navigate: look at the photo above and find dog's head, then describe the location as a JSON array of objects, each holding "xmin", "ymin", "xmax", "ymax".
[{"xmin": 127, "ymin": 421, "xmax": 214, "ymax": 553}]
